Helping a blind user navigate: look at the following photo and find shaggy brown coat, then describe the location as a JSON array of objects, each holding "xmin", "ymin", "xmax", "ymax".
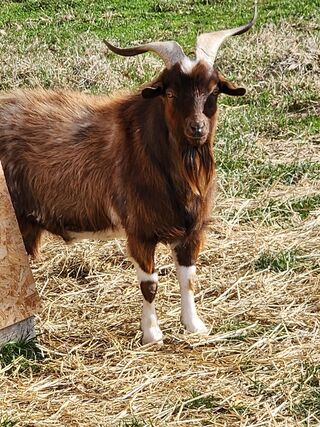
[{"xmin": 0, "ymin": 61, "xmax": 244, "ymax": 274}]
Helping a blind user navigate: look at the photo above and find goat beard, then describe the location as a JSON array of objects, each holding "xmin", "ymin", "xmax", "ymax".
[{"xmin": 181, "ymin": 143, "xmax": 214, "ymax": 197}]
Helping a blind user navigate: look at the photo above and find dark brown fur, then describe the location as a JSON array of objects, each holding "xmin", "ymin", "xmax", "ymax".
[
  {"xmin": 140, "ymin": 281, "xmax": 158, "ymax": 303},
  {"xmin": 0, "ymin": 61, "xmax": 245, "ymax": 267}
]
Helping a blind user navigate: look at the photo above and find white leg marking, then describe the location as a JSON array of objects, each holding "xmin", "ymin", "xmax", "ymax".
[
  {"xmin": 141, "ymin": 299, "xmax": 163, "ymax": 345},
  {"xmin": 134, "ymin": 263, "xmax": 158, "ymax": 283},
  {"xmin": 172, "ymin": 253, "xmax": 208, "ymax": 334},
  {"xmin": 134, "ymin": 264, "xmax": 163, "ymax": 345}
]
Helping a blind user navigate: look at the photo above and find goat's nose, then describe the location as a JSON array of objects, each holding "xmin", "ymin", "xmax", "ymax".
[{"xmin": 190, "ymin": 120, "xmax": 205, "ymax": 136}]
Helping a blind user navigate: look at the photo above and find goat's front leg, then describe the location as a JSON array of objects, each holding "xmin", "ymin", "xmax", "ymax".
[
  {"xmin": 128, "ymin": 236, "xmax": 163, "ymax": 345},
  {"xmin": 171, "ymin": 238, "xmax": 208, "ymax": 334}
]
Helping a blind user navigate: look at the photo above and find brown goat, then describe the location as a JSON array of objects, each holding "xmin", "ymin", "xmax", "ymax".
[{"xmin": 0, "ymin": 6, "xmax": 256, "ymax": 344}]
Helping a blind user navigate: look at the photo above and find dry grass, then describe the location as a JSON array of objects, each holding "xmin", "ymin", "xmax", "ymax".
[{"xmin": 1, "ymin": 15, "xmax": 320, "ymax": 427}]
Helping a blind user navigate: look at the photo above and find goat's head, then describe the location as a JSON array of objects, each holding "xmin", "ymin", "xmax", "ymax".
[{"xmin": 106, "ymin": 2, "xmax": 257, "ymax": 147}]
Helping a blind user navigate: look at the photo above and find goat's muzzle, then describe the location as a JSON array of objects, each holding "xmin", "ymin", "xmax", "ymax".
[{"xmin": 185, "ymin": 118, "xmax": 208, "ymax": 146}]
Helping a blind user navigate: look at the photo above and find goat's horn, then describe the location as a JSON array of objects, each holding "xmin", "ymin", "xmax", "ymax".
[
  {"xmin": 196, "ymin": 0, "xmax": 258, "ymax": 65},
  {"xmin": 105, "ymin": 40, "xmax": 186, "ymax": 69}
]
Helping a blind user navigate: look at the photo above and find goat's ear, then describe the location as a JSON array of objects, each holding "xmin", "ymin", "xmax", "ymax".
[
  {"xmin": 141, "ymin": 84, "xmax": 163, "ymax": 99},
  {"xmin": 218, "ymin": 73, "xmax": 246, "ymax": 97}
]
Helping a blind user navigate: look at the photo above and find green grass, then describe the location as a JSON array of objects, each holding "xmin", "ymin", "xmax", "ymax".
[
  {"xmin": 186, "ymin": 390, "xmax": 218, "ymax": 410},
  {"xmin": 293, "ymin": 389, "xmax": 320, "ymax": 419},
  {"xmin": 292, "ymin": 363, "xmax": 320, "ymax": 419},
  {"xmin": 281, "ymin": 195, "xmax": 320, "ymax": 221},
  {"xmin": 118, "ymin": 418, "xmax": 154, "ymax": 427},
  {"xmin": 212, "ymin": 319, "xmax": 269, "ymax": 336},
  {"xmin": 259, "ymin": 163, "xmax": 320, "ymax": 186},
  {"xmin": 234, "ymin": 194, "xmax": 320, "ymax": 225},
  {"xmin": 217, "ymin": 160, "xmax": 320, "ymax": 197},
  {"xmin": 301, "ymin": 363, "xmax": 320, "ymax": 389},
  {"xmin": 254, "ymin": 249, "xmax": 302, "ymax": 272},
  {"xmin": 0, "ymin": 0, "xmax": 319, "ymax": 49},
  {"xmin": 1, "ymin": 0, "xmax": 319, "ymax": 143},
  {"xmin": 185, "ymin": 390, "xmax": 250, "ymax": 418},
  {"xmin": 0, "ymin": 338, "xmax": 44, "ymax": 372},
  {"xmin": 0, "ymin": 417, "xmax": 16, "ymax": 427},
  {"xmin": 288, "ymin": 115, "xmax": 320, "ymax": 137}
]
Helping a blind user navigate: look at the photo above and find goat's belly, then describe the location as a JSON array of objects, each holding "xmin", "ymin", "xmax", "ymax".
[{"xmin": 67, "ymin": 227, "xmax": 126, "ymax": 243}]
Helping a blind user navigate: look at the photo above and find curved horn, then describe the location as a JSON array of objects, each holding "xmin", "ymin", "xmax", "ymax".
[
  {"xmin": 196, "ymin": 1, "xmax": 258, "ymax": 65},
  {"xmin": 105, "ymin": 40, "xmax": 187, "ymax": 69}
]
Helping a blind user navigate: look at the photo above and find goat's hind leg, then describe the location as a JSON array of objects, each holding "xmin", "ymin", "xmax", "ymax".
[
  {"xmin": 128, "ymin": 236, "xmax": 163, "ymax": 345},
  {"xmin": 20, "ymin": 220, "xmax": 43, "ymax": 258}
]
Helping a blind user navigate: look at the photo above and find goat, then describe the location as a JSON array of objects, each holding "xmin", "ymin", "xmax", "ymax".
[{"xmin": 0, "ymin": 5, "xmax": 257, "ymax": 344}]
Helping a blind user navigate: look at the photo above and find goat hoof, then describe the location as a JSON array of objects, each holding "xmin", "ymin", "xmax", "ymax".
[
  {"xmin": 182, "ymin": 316, "xmax": 208, "ymax": 335},
  {"xmin": 142, "ymin": 326, "xmax": 164, "ymax": 345}
]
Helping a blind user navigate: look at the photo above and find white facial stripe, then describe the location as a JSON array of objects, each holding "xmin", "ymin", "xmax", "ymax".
[{"xmin": 180, "ymin": 57, "xmax": 198, "ymax": 74}]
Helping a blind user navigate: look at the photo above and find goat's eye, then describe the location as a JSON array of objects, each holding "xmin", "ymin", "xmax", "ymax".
[
  {"xmin": 210, "ymin": 87, "xmax": 219, "ymax": 96},
  {"xmin": 166, "ymin": 90, "xmax": 177, "ymax": 99},
  {"xmin": 204, "ymin": 87, "xmax": 219, "ymax": 109}
]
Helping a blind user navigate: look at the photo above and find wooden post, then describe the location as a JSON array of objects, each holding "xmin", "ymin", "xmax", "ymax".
[{"xmin": 0, "ymin": 162, "xmax": 40, "ymax": 345}]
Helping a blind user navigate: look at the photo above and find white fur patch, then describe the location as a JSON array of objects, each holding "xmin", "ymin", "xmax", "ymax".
[
  {"xmin": 176, "ymin": 265, "xmax": 196, "ymax": 284},
  {"xmin": 172, "ymin": 250, "xmax": 208, "ymax": 334},
  {"xmin": 133, "ymin": 263, "xmax": 158, "ymax": 284},
  {"xmin": 68, "ymin": 206, "xmax": 125, "ymax": 242},
  {"xmin": 141, "ymin": 300, "xmax": 163, "ymax": 345},
  {"xmin": 180, "ymin": 57, "xmax": 198, "ymax": 74},
  {"xmin": 109, "ymin": 206, "xmax": 122, "ymax": 228},
  {"xmin": 132, "ymin": 263, "xmax": 162, "ymax": 344}
]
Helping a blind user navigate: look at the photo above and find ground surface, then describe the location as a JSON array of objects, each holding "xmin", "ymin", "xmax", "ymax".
[{"xmin": 0, "ymin": 1, "xmax": 320, "ymax": 426}]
